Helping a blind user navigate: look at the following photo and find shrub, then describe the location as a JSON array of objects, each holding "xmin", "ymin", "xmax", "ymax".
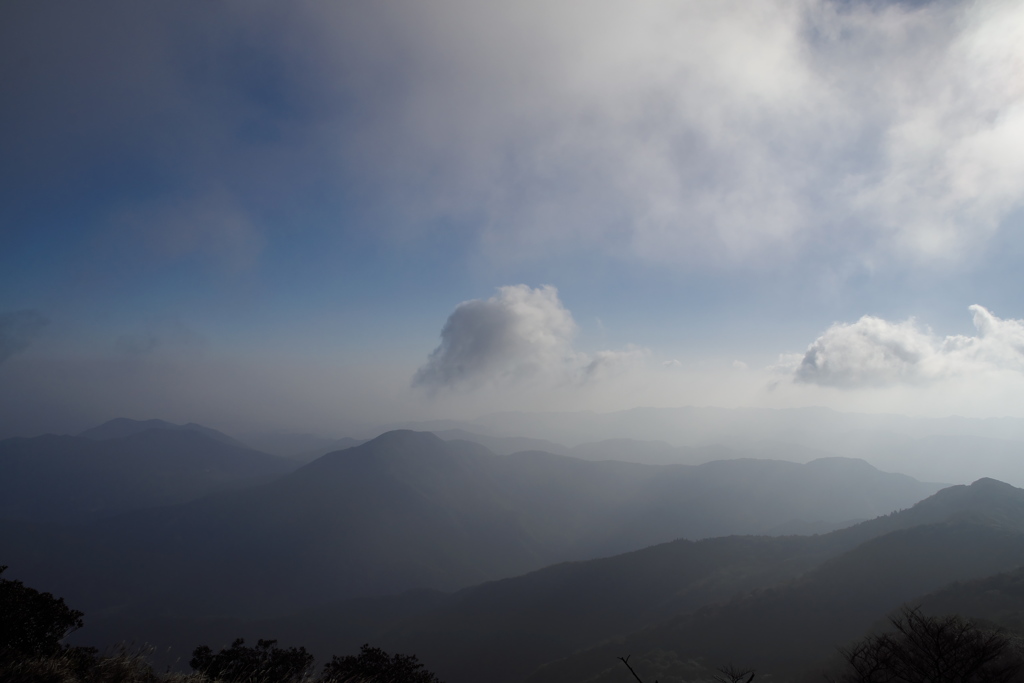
[
  {"xmin": 189, "ymin": 638, "xmax": 314, "ymax": 682},
  {"xmin": 321, "ymin": 644, "xmax": 442, "ymax": 683},
  {"xmin": 836, "ymin": 606, "xmax": 1024, "ymax": 683},
  {"xmin": 0, "ymin": 565, "xmax": 86, "ymax": 664}
]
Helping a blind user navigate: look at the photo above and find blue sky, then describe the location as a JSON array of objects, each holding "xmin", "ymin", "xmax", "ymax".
[{"xmin": 3, "ymin": 0, "xmax": 1024, "ymax": 438}]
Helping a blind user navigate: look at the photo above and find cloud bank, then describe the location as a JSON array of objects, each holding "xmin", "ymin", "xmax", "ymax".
[
  {"xmin": 414, "ymin": 285, "xmax": 644, "ymax": 390},
  {"xmin": 313, "ymin": 0, "xmax": 1024, "ymax": 267},
  {"xmin": 0, "ymin": 310, "xmax": 48, "ymax": 364},
  {"xmin": 790, "ymin": 305, "xmax": 1024, "ymax": 387},
  {"xmin": 8, "ymin": 0, "xmax": 1024, "ymax": 276}
]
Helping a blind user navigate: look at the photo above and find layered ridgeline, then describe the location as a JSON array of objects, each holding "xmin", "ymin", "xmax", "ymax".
[
  {"xmin": 83, "ymin": 479, "xmax": 1024, "ymax": 683},
  {"xmin": 2, "ymin": 430, "xmax": 938, "ymax": 623},
  {"xmin": 0, "ymin": 419, "xmax": 298, "ymax": 523},
  {"xmin": 391, "ymin": 407, "xmax": 1024, "ymax": 486}
]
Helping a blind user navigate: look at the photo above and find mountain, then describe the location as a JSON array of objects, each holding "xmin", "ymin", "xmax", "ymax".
[
  {"xmin": 0, "ymin": 430, "xmax": 941, "ymax": 625},
  {"xmin": 0, "ymin": 428, "xmax": 298, "ymax": 523},
  {"xmin": 829, "ymin": 431, "xmax": 1024, "ymax": 487},
  {"xmin": 78, "ymin": 417, "xmax": 245, "ymax": 447},
  {"xmin": 307, "ymin": 478, "xmax": 1024, "ymax": 683},
  {"xmin": 391, "ymin": 407, "xmax": 1024, "ymax": 484},
  {"xmin": 525, "ymin": 479, "xmax": 1024, "ymax": 683},
  {"xmin": 431, "ymin": 429, "xmax": 570, "ymax": 456},
  {"xmin": 237, "ymin": 432, "xmax": 366, "ymax": 461},
  {"xmin": 76, "ymin": 477, "xmax": 1024, "ymax": 683},
  {"xmin": 186, "ymin": 478, "xmax": 1023, "ymax": 683}
]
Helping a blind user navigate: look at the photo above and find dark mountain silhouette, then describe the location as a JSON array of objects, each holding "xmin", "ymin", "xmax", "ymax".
[
  {"xmin": 1, "ymin": 430, "xmax": 940, "ymax": 626},
  {"xmin": 0, "ymin": 428, "xmax": 297, "ymax": 523},
  {"xmin": 524, "ymin": 478, "xmax": 1024, "ymax": 683},
  {"xmin": 914, "ymin": 564, "xmax": 1024, "ymax": 634},
  {"xmin": 78, "ymin": 418, "xmax": 245, "ymax": 447},
  {"xmin": 119, "ymin": 477, "xmax": 1024, "ymax": 683}
]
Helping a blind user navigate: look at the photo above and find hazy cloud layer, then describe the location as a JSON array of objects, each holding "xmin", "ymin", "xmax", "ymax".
[
  {"xmin": 790, "ymin": 305, "xmax": 1024, "ymax": 387},
  {"xmin": 313, "ymin": 0, "xmax": 1024, "ymax": 267},
  {"xmin": 7, "ymin": 0, "xmax": 1024, "ymax": 276},
  {"xmin": 414, "ymin": 285, "xmax": 644, "ymax": 390},
  {"xmin": 0, "ymin": 310, "xmax": 48, "ymax": 364}
]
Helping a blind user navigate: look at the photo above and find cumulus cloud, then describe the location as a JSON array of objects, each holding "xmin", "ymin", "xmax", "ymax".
[
  {"xmin": 0, "ymin": 310, "xmax": 48, "ymax": 364},
  {"xmin": 413, "ymin": 285, "xmax": 645, "ymax": 390},
  {"xmin": 787, "ymin": 305, "xmax": 1024, "ymax": 387}
]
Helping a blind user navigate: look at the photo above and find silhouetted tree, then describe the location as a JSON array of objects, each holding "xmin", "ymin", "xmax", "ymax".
[
  {"xmin": 0, "ymin": 565, "xmax": 88, "ymax": 664},
  {"xmin": 836, "ymin": 606, "xmax": 1024, "ymax": 683},
  {"xmin": 618, "ymin": 655, "xmax": 754, "ymax": 683},
  {"xmin": 617, "ymin": 655, "xmax": 654, "ymax": 683},
  {"xmin": 190, "ymin": 638, "xmax": 314, "ymax": 682},
  {"xmin": 322, "ymin": 643, "xmax": 443, "ymax": 683},
  {"xmin": 714, "ymin": 664, "xmax": 755, "ymax": 683}
]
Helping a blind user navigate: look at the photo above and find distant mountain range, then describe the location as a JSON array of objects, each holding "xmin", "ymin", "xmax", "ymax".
[
  {"xmin": 78, "ymin": 417, "xmax": 246, "ymax": 447},
  {"xmin": 2, "ymin": 429, "xmax": 939, "ymax": 620},
  {"xmin": 386, "ymin": 407, "xmax": 1024, "ymax": 485},
  {"xmin": 0, "ymin": 419, "xmax": 297, "ymax": 523},
  {"xmin": 9, "ymin": 419, "xmax": 1016, "ymax": 683}
]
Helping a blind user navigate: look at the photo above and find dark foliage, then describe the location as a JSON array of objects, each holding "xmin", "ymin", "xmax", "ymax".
[
  {"xmin": 190, "ymin": 638, "xmax": 314, "ymax": 682},
  {"xmin": 322, "ymin": 644, "xmax": 443, "ymax": 683},
  {"xmin": 0, "ymin": 565, "xmax": 87, "ymax": 663},
  {"xmin": 836, "ymin": 606, "xmax": 1024, "ymax": 683}
]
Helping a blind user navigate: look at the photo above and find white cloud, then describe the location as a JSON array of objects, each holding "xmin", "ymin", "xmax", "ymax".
[
  {"xmin": 16, "ymin": 1, "xmax": 1024, "ymax": 274},
  {"xmin": 413, "ymin": 285, "xmax": 646, "ymax": 390},
  {"xmin": 304, "ymin": 0, "xmax": 1024, "ymax": 268},
  {"xmin": 582, "ymin": 346, "xmax": 650, "ymax": 382},
  {"xmin": 786, "ymin": 305, "xmax": 1024, "ymax": 388}
]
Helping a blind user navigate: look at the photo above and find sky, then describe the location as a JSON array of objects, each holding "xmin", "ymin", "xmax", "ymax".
[{"xmin": 3, "ymin": 0, "xmax": 1024, "ymax": 438}]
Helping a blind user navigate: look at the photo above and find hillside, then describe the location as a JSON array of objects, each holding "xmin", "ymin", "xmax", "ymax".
[
  {"xmin": 1, "ymin": 430, "xmax": 941, "ymax": 624},
  {"xmin": 0, "ymin": 427, "xmax": 297, "ymax": 523},
  {"xmin": 113, "ymin": 477, "xmax": 1024, "ymax": 683},
  {"xmin": 78, "ymin": 418, "xmax": 245, "ymax": 447}
]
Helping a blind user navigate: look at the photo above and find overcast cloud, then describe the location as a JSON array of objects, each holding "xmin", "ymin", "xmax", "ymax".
[
  {"xmin": 7, "ymin": 0, "xmax": 1023, "ymax": 274},
  {"xmin": 789, "ymin": 305, "xmax": 1024, "ymax": 387},
  {"xmin": 309, "ymin": 0, "xmax": 1024, "ymax": 267}
]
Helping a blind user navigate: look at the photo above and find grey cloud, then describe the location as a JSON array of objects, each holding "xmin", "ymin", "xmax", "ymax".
[
  {"xmin": 0, "ymin": 310, "xmax": 48, "ymax": 364},
  {"xmin": 581, "ymin": 347, "xmax": 649, "ymax": 382},
  {"xmin": 788, "ymin": 305, "xmax": 1024, "ymax": 388}
]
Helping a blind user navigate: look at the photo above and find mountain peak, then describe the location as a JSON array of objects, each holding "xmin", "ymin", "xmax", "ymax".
[
  {"xmin": 969, "ymin": 477, "xmax": 1017, "ymax": 491},
  {"xmin": 367, "ymin": 429, "xmax": 447, "ymax": 448}
]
